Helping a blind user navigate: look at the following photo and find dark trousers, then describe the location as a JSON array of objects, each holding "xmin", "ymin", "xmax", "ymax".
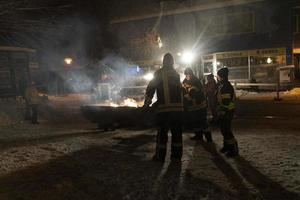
[
  {"xmin": 185, "ymin": 109, "xmax": 208, "ymax": 132},
  {"xmin": 31, "ymin": 104, "xmax": 38, "ymax": 123},
  {"xmin": 25, "ymin": 102, "xmax": 31, "ymax": 120},
  {"xmin": 207, "ymin": 95, "xmax": 218, "ymax": 120},
  {"xmin": 220, "ymin": 110, "xmax": 234, "ymax": 140},
  {"xmin": 155, "ymin": 112, "xmax": 183, "ymax": 160},
  {"xmin": 26, "ymin": 104, "xmax": 39, "ymax": 123},
  {"xmin": 219, "ymin": 110, "xmax": 238, "ymax": 155}
]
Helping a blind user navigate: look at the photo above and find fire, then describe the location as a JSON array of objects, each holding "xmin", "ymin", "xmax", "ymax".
[
  {"xmin": 123, "ymin": 98, "xmax": 138, "ymax": 107},
  {"xmin": 109, "ymin": 102, "xmax": 119, "ymax": 107},
  {"xmin": 103, "ymin": 98, "xmax": 139, "ymax": 108}
]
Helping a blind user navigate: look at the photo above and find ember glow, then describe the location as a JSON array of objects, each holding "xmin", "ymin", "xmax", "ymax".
[
  {"xmin": 106, "ymin": 98, "xmax": 139, "ymax": 107},
  {"xmin": 109, "ymin": 102, "xmax": 119, "ymax": 107},
  {"xmin": 123, "ymin": 98, "xmax": 138, "ymax": 107}
]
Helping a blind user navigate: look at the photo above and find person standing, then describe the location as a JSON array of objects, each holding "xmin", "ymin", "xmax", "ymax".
[
  {"xmin": 143, "ymin": 53, "xmax": 183, "ymax": 162},
  {"xmin": 25, "ymin": 82, "xmax": 41, "ymax": 124},
  {"xmin": 204, "ymin": 73, "xmax": 218, "ymax": 123},
  {"xmin": 182, "ymin": 68, "xmax": 212, "ymax": 143},
  {"xmin": 216, "ymin": 68, "xmax": 238, "ymax": 157}
]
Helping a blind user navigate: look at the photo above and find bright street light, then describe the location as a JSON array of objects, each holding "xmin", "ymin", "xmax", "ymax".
[
  {"xmin": 64, "ymin": 57, "xmax": 73, "ymax": 65},
  {"xmin": 181, "ymin": 51, "xmax": 195, "ymax": 64},
  {"xmin": 267, "ymin": 57, "xmax": 272, "ymax": 64},
  {"xmin": 143, "ymin": 73, "xmax": 154, "ymax": 81}
]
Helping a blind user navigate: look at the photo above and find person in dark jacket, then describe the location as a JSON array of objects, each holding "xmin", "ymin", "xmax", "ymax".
[
  {"xmin": 25, "ymin": 82, "xmax": 41, "ymax": 124},
  {"xmin": 216, "ymin": 67, "xmax": 238, "ymax": 157},
  {"xmin": 182, "ymin": 68, "xmax": 212, "ymax": 142},
  {"xmin": 204, "ymin": 73, "xmax": 218, "ymax": 123},
  {"xmin": 143, "ymin": 53, "xmax": 183, "ymax": 162}
]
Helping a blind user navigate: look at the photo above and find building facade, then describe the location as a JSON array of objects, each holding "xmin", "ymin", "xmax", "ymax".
[
  {"xmin": 0, "ymin": 47, "xmax": 38, "ymax": 97},
  {"xmin": 110, "ymin": 0, "xmax": 298, "ymax": 84}
]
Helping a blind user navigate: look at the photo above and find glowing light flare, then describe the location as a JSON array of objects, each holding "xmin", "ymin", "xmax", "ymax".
[
  {"xmin": 110, "ymin": 102, "xmax": 119, "ymax": 107},
  {"xmin": 267, "ymin": 57, "xmax": 272, "ymax": 64},
  {"xmin": 64, "ymin": 57, "xmax": 73, "ymax": 65},
  {"xmin": 181, "ymin": 51, "xmax": 195, "ymax": 64},
  {"xmin": 144, "ymin": 73, "xmax": 154, "ymax": 81},
  {"xmin": 179, "ymin": 73, "xmax": 185, "ymax": 82},
  {"xmin": 158, "ymin": 41, "xmax": 163, "ymax": 48},
  {"xmin": 123, "ymin": 98, "xmax": 138, "ymax": 107}
]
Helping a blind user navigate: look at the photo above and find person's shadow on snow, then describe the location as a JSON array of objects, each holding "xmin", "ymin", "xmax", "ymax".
[
  {"xmin": 201, "ymin": 142, "xmax": 300, "ymax": 200},
  {"xmin": 200, "ymin": 142, "xmax": 254, "ymax": 200},
  {"xmin": 152, "ymin": 162, "xmax": 182, "ymax": 200},
  {"xmin": 234, "ymin": 156, "xmax": 300, "ymax": 200}
]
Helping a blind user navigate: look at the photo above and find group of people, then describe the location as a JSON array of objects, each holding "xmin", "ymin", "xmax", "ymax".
[{"xmin": 143, "ymin": 53, "xmax": 239, "ymax": 162}]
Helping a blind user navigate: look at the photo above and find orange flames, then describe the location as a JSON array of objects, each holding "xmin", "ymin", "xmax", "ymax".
[{"xmin": 108, "ymin": 98, "xmax": 139, "ymax": 108}]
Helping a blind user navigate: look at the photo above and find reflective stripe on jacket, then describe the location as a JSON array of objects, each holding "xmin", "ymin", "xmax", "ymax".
[
  {"xmin": 216, "ymin": 80, "xmax": 235, "ymax": 111},
  {"xmin": 145, "ymin": 68, "xmax": 183, "ymax": 113}
]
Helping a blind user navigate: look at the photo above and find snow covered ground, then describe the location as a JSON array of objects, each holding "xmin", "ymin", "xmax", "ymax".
[
  {"xmin": 0, "ymin": 121, "xmax": 299, "ymax": 200},
  {"xmin": 0, "ymin": 93, "xmax": 299, "ymax": 199},
  {"xmin": 237, "ymin": 87, "xmax": 300, "ymax": 101}
]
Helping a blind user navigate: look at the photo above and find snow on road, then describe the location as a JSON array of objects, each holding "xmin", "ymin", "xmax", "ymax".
[
  {"xmin": 0, "ymin": 119, "xmax": 299, "ymax": 200},
  {"xmin": 0, "ymin": 93, "xmax": 299, "ymax": 199}
]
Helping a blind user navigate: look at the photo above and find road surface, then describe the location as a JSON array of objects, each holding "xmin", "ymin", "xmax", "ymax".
[{"xmin": 0, "ymin": 96, "xmax": 299, "ymax": 200}]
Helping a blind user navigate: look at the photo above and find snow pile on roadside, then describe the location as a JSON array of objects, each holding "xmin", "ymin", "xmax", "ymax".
[{"xmin": 0, "ymin": 98, "xmax": 24, "ymax": 127}]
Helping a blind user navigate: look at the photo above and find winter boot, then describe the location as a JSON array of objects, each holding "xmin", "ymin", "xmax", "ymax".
[
  {"xmin": 225, "ymin": 142, "xmax": 239, "ymax": 158},
  {"xmin": 219, "ymin": 142, "xmax": 229, "ymax": 153},
  {"xmin": 204, "ymin": 131, "xmax": 213, "ymax": 143}
]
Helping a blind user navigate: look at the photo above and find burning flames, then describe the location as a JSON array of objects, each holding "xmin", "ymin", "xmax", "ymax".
[
  {"xmin": 109, "ymin": 102, "xmax": 119, "ymax": 107},
  {"xmin": 123, "ymin": 98, "xmax": 138, "ymax": 107},
  {"xmin": 108, "ymin": 98, "xmax": 139, "ymax": 108}
]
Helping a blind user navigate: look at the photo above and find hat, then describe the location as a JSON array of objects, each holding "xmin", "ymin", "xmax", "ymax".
[
  {"xmin": 162, "ymin": 53, "xmax": 174, "ymax": 68},
  {"xmin": 217, "ymin": 67, "xmax": 229, "ymax": 79},
  {"xmin": 184, "ymin": 67, "xmax": 194, "ymax": 76}
]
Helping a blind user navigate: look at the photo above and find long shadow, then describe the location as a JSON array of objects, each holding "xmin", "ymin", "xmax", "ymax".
[
  {"xmin": 0, "ymin": 130, "xmax": 113, "ymax": 150},
  {"xmin": 178, "ymin": 170, "xmax": 240, "ymax": 200},
  {"xmin": 153, "ymin": 162, "xmax": 182, "ymax": 200},
  {"xmin": 0, "ymin": 134, "xmax": 163, "ymax": 200},
  {"xmin": 234, "ymin": 156, "xmax": 300, "ymax": 200},
  {"xmin": 200, "ymin": 142, "xmax": 255, "ymax": 200},
  {"xmin": 113, "ymin": 134, "xmax": 155, "ymax": 153}
]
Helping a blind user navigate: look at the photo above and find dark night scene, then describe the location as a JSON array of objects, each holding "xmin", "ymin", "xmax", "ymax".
[{"xmin": 0, "ymin": 0, "xmax": 299, "ymax": 199}]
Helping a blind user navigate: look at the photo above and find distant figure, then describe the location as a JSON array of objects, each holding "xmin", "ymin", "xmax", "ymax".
[
  {"xmin": 204, "ymin": 73, "xmax": 218, "ymax": 123},
  {"xmin": 216, "ymin": 68, "xmax": 238, "ymax": 157},
  {"xmin": 143, "ymin": 53, "xmax": 183, "ymax": 162},
  {"xmin": 182, "ymin": 68, "xmax": 212, "ymax": 143},
  {"xmin": 25, "ymin": 83, "xmax": 41, "ymax": 124}
]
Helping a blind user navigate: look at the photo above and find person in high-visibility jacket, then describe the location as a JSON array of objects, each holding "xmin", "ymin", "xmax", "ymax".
[
  {"xmin": 25, "ymin": 83, "xmax": 41, "ymax": 124},
  {"xmin": 143, "ymin": 53, "xmax": 183, "ymax": 162},
  {"xmin": 182, "ymin": 68, "xmax": 212, "ymax": 142},
  {"xmin": 216, "ymin": 67, "xmax": 238, "ymax": 157}
]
